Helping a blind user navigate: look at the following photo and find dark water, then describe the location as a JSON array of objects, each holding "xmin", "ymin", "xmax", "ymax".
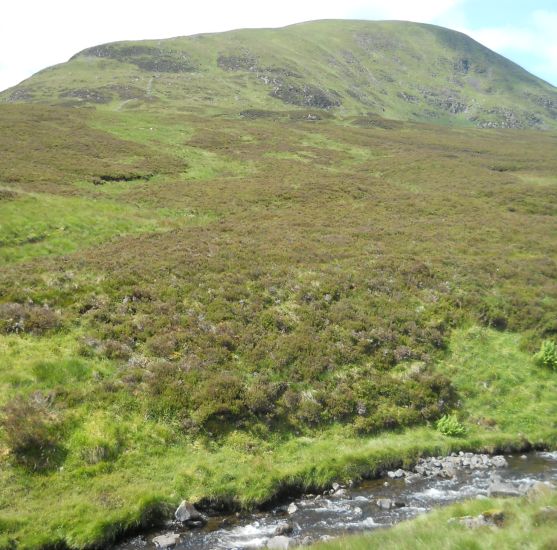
[{"xmin": 117, "ymin": 451, "xmax": 557, "ymax": 549}]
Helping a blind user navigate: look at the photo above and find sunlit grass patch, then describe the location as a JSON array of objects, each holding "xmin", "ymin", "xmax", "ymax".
[
  {"xmin": 0, "ymin": 192, "xmax": 214, "ymax": 263},
  {"xmin": 0, "ymin": 331, "xmax": 115, "ymax": 405},
  {"xmin": 439, "ymin": 327, "xmax": 557, "ymax": 435},
  {"xmin": 516, "ymin": 173, "xmax": 557, "ymax": 187}
]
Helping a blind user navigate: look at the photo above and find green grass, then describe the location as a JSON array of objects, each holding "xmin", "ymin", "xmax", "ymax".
[
  {"xmin": 0, "ymin": 327, "xmax": 555, "ymax": 549},
  {"xmin": 0, "ymin": 191, "xmax": 214, "ymax": 263},
  {"xmin": 0, "ymin": 331, "xmax": 115, "ymax": 406},
  {"xmin": 439, "ymin": 327, "xmax": 557, "ymax": 434}
]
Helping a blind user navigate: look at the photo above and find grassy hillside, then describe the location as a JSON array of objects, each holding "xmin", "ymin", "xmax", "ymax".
[
  {"xmin": 0, "ymin": 18, "xmax": 556, "ymax": 550},
  {"xmin": 2, "ymin": 20, "xmax": 557, "ymax": 128}
]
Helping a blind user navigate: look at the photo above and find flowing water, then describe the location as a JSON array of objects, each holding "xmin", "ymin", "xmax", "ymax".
[{"xmin": 117, "ymin": 451, "xmax": 557, "ymax": 549}]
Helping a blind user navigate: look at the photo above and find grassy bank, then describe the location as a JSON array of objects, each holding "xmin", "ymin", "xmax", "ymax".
[
  {"xmin": 311, "ymin": 488, "xmax": 557, "ymax": 549},
  {"xmin": 0, "ymin": 327, "xmax": 556, "ymax": 549}
]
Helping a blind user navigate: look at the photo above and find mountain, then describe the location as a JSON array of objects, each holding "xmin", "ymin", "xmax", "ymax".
[{"xmin": 2, "ymin": 19, "xmax": 557, "ymax": 128}]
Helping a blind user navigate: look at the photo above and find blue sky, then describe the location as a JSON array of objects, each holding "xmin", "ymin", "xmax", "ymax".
[{"xmin": 0, "ymin": 0, "xmax": 556, "ymax": 91}]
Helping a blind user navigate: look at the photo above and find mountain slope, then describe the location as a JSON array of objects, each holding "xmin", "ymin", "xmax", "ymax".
[{"xmin": 2, "ymin": 19, "xmax": 557, "ymax": 128}]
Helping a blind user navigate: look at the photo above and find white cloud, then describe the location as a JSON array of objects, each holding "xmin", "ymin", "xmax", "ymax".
[
  {"xmin": 463, "ymin": 10, "xmax": 557, "ymax": 84},
  {"xmin": 0, "ymin": 0, "xmax": 466, "ymax": 91},
  {"xmin": 351, "ymin": 0, "xmax": 464, "ymax": 23},
  {"xmin": 0, "ymin": 1, "xmax": 555, "ymax": 90}
]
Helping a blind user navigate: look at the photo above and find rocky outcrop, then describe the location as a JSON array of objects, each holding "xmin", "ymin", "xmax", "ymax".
[
  {"xmin": 174, "ymin": 501, "xmax": 207, "ymax": 526},
  {"xmin": 449, "ymin": 510, "xmax": 505, "ymax": 529},
  {"xmin": 270, "ymin": 83, "xmax": 341, "ymax": 109},
  {"xmin": 74, "ymin": 44, "xmax": 197, "ymax": 73}
]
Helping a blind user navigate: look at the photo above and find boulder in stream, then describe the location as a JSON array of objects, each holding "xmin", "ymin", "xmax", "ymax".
[
  {"xmin": 330, "ymin": 488, "xmax": 351, "ymax": 499},
  {"xmin": 491, "ymin": 455, "xmax": 508, "ymax": 468},
  {"xmin": 376, "ymin": 498, "xmax": 406, "ymax": 510},
  {"xmin": 174, "ymin": 501, "xmax": 206, "ymax": 525},
  {"xmin": 487, "ymin": 475, "xmax": 523, "ymax": 497},
  {"xmin": 274, "ymin": 521, "xmax": 294, "ymax": 536},
  {"xmin": 287, "ymin": 502, "xmax": 298, "ymax": 515},
  {"xmin": 152, "ymin": 533, "xmax": 180, "ymax": 549}
]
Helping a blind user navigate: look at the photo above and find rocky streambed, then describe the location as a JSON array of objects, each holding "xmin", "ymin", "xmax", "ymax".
[{"xmin": 115, "ymin": 451, "xmax": 557, "ymax": 549}]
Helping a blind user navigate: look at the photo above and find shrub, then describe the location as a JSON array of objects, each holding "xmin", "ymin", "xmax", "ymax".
[
  {"xmin": 436, "ymin": 413, "xmax": 466, "ymax": 437},
  {"xmin": 534, "ymin": 340, "xmax": 557, "ymax": 371},
  {"xmin": 244, "ymin": 379, "xmax": 285, "ymax": 415},
  {"xmin": 0, "ymin": 303, "xmax": 60, "ymax": 335},
  {"xmin": 0, "ymin": 396, "xmax": 64, "ymax": 471}
]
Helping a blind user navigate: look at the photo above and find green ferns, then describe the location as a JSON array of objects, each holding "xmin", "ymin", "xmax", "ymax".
[
  {"xmin": 436, "ymin": 414, "xmax": 466, "ymax": 437},
  {"xmin": 534, "ymin": 340, "xmax": 557, "ymax": 371}
]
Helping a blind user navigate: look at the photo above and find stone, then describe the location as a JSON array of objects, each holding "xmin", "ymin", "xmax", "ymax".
[
  {"xmin": 275, "ymin": 521, "xmax": 294, "ymax": 536},
  {"xmin": 376, "ymin": 497, "xmax": 405, "ymax": 509},
  {"xmin": 487, "ymin": 476, "xmax": 523, "ymax": 498},
  {"xmin": 331, "ymin": 488, "xmax": 350, "ymax": 498},
  {"xmin": 451, "ymin": 510, "xmax": 505, "ymax": 529},
  {"xmin": 376, "ymin": 498, "xmax": 394, "ymax": 510},
  {"xmin": 404, "ymin": 473, "xmax": 422, "ymax": 484},
  {"xmin": 415, "ymin": 465, "xmax": 427, "ymax": 475},
  {"xmin": 492, "ymin": 456, "xmax": 508, "ymax": 468},
  {"xmin": 483, "ymin": 510, "xmax": 506, "ymax": 526},
  {"xmin": 152, "ymin": 533, "xmax": 180, "ymax": 549},
  {"xmin": 267, "ymin": 535, "xmax": 292, "ymax": 549},
  {"xmin": 332, "ymin": 482, "xmax": 341, "ymax": 491},
  {"xmin": 174, "ymin": 501, "xmax": 206, "ymax": 524},
  {"xmin": 287, "ymin": 502, "xmax": 298, "ymax": 515},
  {"xmin": 352, "ymin": 506, "xmax": 363, "ymax": 517}
]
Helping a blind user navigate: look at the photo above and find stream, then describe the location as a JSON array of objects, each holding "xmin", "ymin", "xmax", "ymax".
[{"xmin": 116, "ymin": 451, "xmax": 557, "ymax": 549}]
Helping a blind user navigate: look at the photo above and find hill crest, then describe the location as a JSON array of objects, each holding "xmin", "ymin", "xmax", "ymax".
[{"xmin": 2, "ymin": 19, "xmax": 557, "ymax": 129}]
